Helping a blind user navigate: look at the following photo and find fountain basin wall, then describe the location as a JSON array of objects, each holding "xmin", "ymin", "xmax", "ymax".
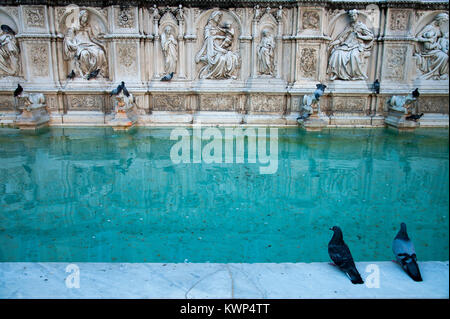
[{"xmin": 0, "ymin": 0, "xmax": 448, "ymax": 126}]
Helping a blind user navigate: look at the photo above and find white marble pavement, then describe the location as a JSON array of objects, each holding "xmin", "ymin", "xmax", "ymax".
[{"xmin": 0, "ymin": 261, "xmax": 448, "ymax": 299}]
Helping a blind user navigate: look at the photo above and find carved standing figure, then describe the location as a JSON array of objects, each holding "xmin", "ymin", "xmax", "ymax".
[
  {"xmin": 327, "ymin": 9, "xmax": 374, "ymax": 81},
  {"xmin": 257, "ymin": 29, "xmax": 275, "ymax": 76},
  {"xmin": 415, "ymin": 13, "xmax": 449, "ymax": 80},
  {"xmin": 195, "ymin": 11, "xmax": 240, "ymax": 79},
  {"xmin": 0, "ymin": 25, "xmax": 20, "ymax": 77},
  {"xmin": 63, "ymin": 9, "xmax": 108, "ymax": 79},
  {"xmin": 161, "ymin": 26, "xmax": 178, "ymax": 75}
]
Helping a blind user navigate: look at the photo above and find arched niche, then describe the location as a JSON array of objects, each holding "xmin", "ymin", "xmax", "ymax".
[
  {"xmin": 0, "ymin": 9, "xmax": 19, "ymax": 34},
  {"xmin": 59, "ymin": 7, "xmax": 108, "ymax": 36},
  {"xmin": 257, "ymin": 11, "xmax": 278, "ymax": 40},
  {"xmin": 194, "ymin": 9, "xmax": 243, "ymax": 53},
  {"xmin": 159, "ymin": 10, "xmax": 179, "ymax": 37},
  {"xmin": 414, "ymin": 11, "xmax": 449, "ymax": 36},
  {"xmin": 328, "ymin": 10, "xmax": 375, "ymax": 41}
]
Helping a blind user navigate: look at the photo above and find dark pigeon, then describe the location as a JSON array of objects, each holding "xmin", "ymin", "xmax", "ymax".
[
  {"xmin": 412, "ymin": 88, "xmax": 420, "ymax": 98},
  {"xmin": 314, "ymin": 83, "xmax": 327, "ymax": 100},
  {"xmin": 406, "ymin": 113, "xmax": 424, "ymax": 122},
  {"xmin": 373, "ymin": 79, "xmax": 380, "ymax": 94},
  {"xmin": 122, "ymin": 83, "xmax": 130, "ymax": 97},
  {"xmin": 392, "ymin": 223, "xmax": 422, "ymax": 282},
  {"xmin": 1, "ymin": 24, "xmax": 16, "ymax": 35},
  {"xmin": 87, "ymin": 69, "xmax": 100, "ymax": 80},
  {"xmin": 67, "ymin": 70, "xmax": 76, "ymax": 79},
  {"xmin": 13, "ymin": 84, "xmax": 23, "ymax": 97},
  {"xmin": 110, "ymin": 81, "xmax": 124, "ymax": 96},
  {"xmin": 328, "ymin": 226, "xmax": 364, "ymax": 284},
  {"xmin": 297, "ymin": 113, "xmax": 311, "ymax": 121},
  {"xmin": 161, "ymin": 72, "xmax": 174, "ymax": 82}
]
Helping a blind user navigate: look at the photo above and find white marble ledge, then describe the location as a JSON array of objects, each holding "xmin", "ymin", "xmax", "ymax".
[{"xmin": 0, "ymin": 261, "xmax": 448, "ymax": 299}]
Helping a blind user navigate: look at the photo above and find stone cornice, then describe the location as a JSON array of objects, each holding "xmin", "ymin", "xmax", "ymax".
[{"xmin": 0, "ymin": 0, "xmax": 448, "ymax": 9}]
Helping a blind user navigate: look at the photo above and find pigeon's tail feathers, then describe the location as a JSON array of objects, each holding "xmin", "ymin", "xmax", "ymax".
[
  {"xmin": 347, "ymin": 268, "xmax": 364, "ymax": 284},
  {"xmin": 404, "ymin": 260, "xmax": 423, "ymax": 282}
]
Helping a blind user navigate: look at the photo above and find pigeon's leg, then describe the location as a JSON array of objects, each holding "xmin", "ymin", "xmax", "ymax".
[
  {"xmin": 328, "ymin": 262, "xmax": 337, "ymax": 267},
  {"xmin": 391, "ymin": 260, "xmax": 399, "ymax": 265}
]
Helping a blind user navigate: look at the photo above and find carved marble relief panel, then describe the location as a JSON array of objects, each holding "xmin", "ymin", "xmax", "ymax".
[
  {"xmin": 0, "ymin": 22, "xmax": 21, "ymax": 78},
  {"xmin": 0, "ymin": 95, "xmax": 15, "ymax": 111},
  {"xmin": 249, "ymin": 94, "xmax": 285, "ymax": 113},
  {"xmin": 332, "ymin": 96, "xmax": 369, "ymax": 114},
  {"xmin": 61, "ymin": 8, "xmax": 109, "ymax": 80},
  {"xmin": 327, "ymin": 9, "xmax": 374, "ymax": 81},
  {"xmin": 27, "ymin": 42, "xmax": 50, "ymax": 78},
  {"xmin": 414, "ymin": 12, "xmax": 448, "ymax": 80},
  {"xmin": 389, "ymin": 10, "xmax": 410, "ymax": 31},
  {"xmin": 114, "ymin": 7, "xmax": 137, "ymax": 31},
  {"xmin": 199, "ymin": 94, "xmax": 236, "ymax": 111},
  {"xmin": 382, "ymin": 46, "xmax": 407, "ymax": 81},
  {"xmin": 302, "ymin": 10, "xmax": 320, "ymax": 31},
  {"xmin": 116, "ymin": 42, "xmax": 138, "ymax": 79},
  {"xmin": 152, "ymin": 94, "xmax": 186, "ymax": 112},
  {"xmin": 23, "ymin": 6, "xmax": 47, "ymax": 32},
  {"xmin": 418, "ymin": 96, "xmax": 449, "ymax": 113},
  {"xmin": 195, "ymin": 10, "xmax": 241, "ymax": 80},
  {"xmin": 297, "ymin": 46, "xmax": 318, "ymax": 80},
  {"xmin": 67, "ymin": 95, "xmax": 104, "ymax": 111}
]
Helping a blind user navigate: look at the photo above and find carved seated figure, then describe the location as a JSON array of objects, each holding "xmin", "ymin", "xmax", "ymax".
[
  {"xmin": 298, "ymin": 84, "xmax": 327, "ymax": 121},
  {"xmin": 387, "ymin": 89, "xmax": 420, "ymax": 114}
]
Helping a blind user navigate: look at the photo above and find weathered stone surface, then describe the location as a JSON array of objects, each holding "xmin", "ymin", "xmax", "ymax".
[{"xmin": 0, "ymin": 1, "xmax": 448, "ymax": 127}]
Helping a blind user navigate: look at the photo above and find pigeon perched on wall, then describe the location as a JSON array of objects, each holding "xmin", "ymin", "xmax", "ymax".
[
  {"xmin": 13, "ymin": 84, "xmax": 23, "ymax": 97},
  {"xmin": 412, "ymin": 88, "xmax": 420, "ymax": 98},
  {"xmin": 406, "ymin": 113, "xmax": 424, "ymax": 122},
  {"xmin": 328, "ymin": 226, "xmax": 364, "ymax": 284},
  {"xmin": 297, "ymin": 113, "xmax": 311, "ymax": 121},
  {"xmin": 67, "ymin": 70, "xmax": 76, "ymax": 79},
  {"xmin": 87, "ymin": 69, "xmax": 100, "ymax": 80},
  {"xmin": 110, "ymin": 82, "xmax": 124, "ymax": 96},
  {"xmin": 392, "ymin": 223, "xmax": 423, "ymax": 282},
  {"xmin": 161, "ymin": 72, "xmax": 174, "ymax": 82},
  {"xmin": 122, "ymin": 83, "xmax": 130, "ymax": 97},
  {"xmin": 373, "ymin": 79, "xmax": 380, "ymax": 94}
]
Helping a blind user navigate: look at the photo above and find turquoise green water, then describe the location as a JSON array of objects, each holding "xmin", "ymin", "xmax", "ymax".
[{"xmin": 0, "ymin": 127, "xmax": 448, "ymax": 263}]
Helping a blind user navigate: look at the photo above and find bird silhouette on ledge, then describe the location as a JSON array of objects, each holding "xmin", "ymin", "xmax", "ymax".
[
  {"xmin": 13, "ymin": 84, "xmax": 23, "ymax": 97},
  {"xmin": 87, "ymin": 69, "xmax": 100, "ymax": 80},
  {"xmin": 406, "ymin": 113, "xmax": 424, "ymax": 122},
  {"xmin": 161, "ymin": 72, "xmax": 174, "ymax": 82}
]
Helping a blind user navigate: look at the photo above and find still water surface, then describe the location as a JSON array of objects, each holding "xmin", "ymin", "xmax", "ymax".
[{"xmin": 0, "ymin": 127, "xmax": 448, "ymax": 262}]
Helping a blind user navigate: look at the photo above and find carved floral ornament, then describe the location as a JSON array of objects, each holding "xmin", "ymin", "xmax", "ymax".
[{"xmin": 24, "ymin": 7, "xmax": 45, "ymax": 28}]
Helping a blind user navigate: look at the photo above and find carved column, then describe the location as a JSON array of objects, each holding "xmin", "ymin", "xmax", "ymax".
[
  {"xmin": 275, "ymin": 6, "xmax": 283, "ymax": 79},
  {"xmin": 152, "ymin": 6, "xmax": 161, "ymax": 79},
  {"xmin": 250, "ymin": 7, "xmax": 260, "ymax": 78},
  {"xmin": 176, "ymin": 5, "xmax": 186, "ymax": 79}
]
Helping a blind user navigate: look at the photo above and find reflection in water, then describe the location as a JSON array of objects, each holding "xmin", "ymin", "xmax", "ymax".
[{"xmin": 0, "ymin": 127, "xmax": 448, "ymax": 262}]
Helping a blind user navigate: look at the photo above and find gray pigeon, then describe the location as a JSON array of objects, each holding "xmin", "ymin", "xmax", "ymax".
[
  {"xmin": 392, "ymin": 223, "xmax": 422, "ymax": 282},
  {"xmin": 328, "ymin": 226, "xmax": 364, "ymax": 284},
  {"xmin": 161, "ymin": 72, "xmax": 174, "ymax": 81}
]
